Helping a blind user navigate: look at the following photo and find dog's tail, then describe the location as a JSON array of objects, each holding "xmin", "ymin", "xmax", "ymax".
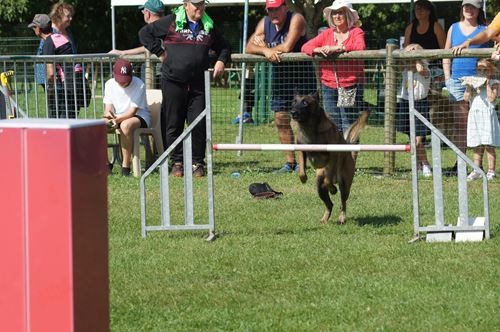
[{"xmin": 344, "ymin": 111, "xmax": 369, "ymax": 144}]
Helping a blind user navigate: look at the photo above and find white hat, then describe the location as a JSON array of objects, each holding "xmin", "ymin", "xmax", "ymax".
[{"xmin": 323, "ymin": 0, "xmax": 359, "ymax": 29}]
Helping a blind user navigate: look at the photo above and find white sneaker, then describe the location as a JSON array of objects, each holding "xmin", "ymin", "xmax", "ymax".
[
  {"xmin": 467, "ymin": 170, "xmax": 482, "ymax": 182},
  {"xmin": 486, "ymin": 171, "xmax": 495, "ymax": 181},
  {"xmin": 422, "ymin": 164, "xmax": 432, "ymax": 178}
]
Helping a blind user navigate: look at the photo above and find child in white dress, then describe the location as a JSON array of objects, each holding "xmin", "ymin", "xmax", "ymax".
[{"xmin": 462, "ymin": 58, "xmax": 500, "ymax": 181}]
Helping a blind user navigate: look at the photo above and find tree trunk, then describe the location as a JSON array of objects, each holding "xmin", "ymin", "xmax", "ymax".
[{"xmin": 289, "ymin": 0, "xmax": 331, "ymax": 39}]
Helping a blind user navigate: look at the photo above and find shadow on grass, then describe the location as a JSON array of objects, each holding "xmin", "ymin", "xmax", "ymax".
[{"xmin": 354, "ymin": 215, "xmax": 403, "ymax": 227}]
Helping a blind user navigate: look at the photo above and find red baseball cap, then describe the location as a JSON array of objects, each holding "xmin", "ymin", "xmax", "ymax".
[
  {"xmin": 113, "ymin": 58, "xmax": 133, "ymax": 85},
  {"xmin": 266, "ymin": 0, "xmax": 285, "ymax": 9}
]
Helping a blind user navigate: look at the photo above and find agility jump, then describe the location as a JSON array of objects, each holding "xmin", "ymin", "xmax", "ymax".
[{"xmin": 212, "ymin": 143, "xmax": 410, "ymax": 152}]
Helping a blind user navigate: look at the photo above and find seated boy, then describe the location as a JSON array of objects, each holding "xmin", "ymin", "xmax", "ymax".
[{"xmin": 104, "ymin": 59, "xmax": 151, "ymax": 176}]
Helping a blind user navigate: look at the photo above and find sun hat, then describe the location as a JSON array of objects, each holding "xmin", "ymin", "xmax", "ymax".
[
  {"xmin": 266, "ymin": 0, "xmax": 285, "ymax": 9},
  {"xmin": 323, "ymin": 0, "xmax": 359, "ymax": 28},
  {"xmin": 461, "ymin": 0, "xmax": 482, "ymax": 8},
  {"xmin": 28, "ymin": 14, "xmax": 52, "ymax": 30},
  {"xmin": 139, "ymin": 0, "xmax": 164, "ymax": 14},
  {"xmin": 113, "ymin": 59, "xmax": 133, "ymax": 85}
]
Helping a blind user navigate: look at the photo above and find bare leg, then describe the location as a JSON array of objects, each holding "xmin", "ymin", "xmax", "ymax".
[
  {"xmin": 453, "ymin": 100, "xmax": 469, "ymax": 153},
  {"xmin": 416, "ymin": 135, "xmax": 430, "ymax": 167},
  {"xmin": 275, "ymin": 111, "xmax": 295, "ymax": 164},
  {"xmin": 472, "ymin": 146, "xmax": 484, "ymax": 169},
  {"xmin": 485, "ymin": 146, "xmax": 496, "ymax": 172},
  {"xmin": 118, "ymin": 117, "xmax": 141, "ymax": 168}
]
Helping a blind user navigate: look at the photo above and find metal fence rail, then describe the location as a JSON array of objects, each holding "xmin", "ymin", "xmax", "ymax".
[{"xmin": 0, "ymin": 54, "xmax": 116, "ymax": 120}]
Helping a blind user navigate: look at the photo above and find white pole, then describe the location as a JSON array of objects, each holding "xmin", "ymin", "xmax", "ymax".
[{"xmin": 213, "ymin": 144, "xmax": 411, "ymax": 152}]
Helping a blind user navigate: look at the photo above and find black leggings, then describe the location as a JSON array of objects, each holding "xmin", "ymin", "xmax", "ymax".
[{"xmin": 160, "ymin": 79, "xmax": 206, "ymax": 165}]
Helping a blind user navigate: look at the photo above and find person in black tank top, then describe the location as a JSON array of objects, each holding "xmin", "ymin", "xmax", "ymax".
[{"xmin": 403, "ymin": 0, "xmax": 446, "ymax": 50}]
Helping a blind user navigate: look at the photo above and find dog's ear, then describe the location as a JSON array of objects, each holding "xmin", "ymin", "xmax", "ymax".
[
  {"xmin": 309, "ymin": 90, "xmax": 320, "ymax": 101},
  {"xmin": 293, "ymin": 87, "xmax": 300, "ymax": 97}
]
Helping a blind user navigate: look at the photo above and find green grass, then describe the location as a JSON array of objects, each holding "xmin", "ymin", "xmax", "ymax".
[
  {"xmin": 11, "ymin": 81, "xmax": 500, "ymax": 330},
  {"xmin": 107, "ymin": 125, "xmax": 499, "ymax": 331}
]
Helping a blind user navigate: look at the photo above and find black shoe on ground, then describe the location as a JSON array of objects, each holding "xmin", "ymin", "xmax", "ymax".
[
  {"xmin": 121, "ymin": 167, "xmax": 131, "ymax": 177},
  {"xmin": 108, "ymin": 163, "xmax": 113, "ymax": 175}
]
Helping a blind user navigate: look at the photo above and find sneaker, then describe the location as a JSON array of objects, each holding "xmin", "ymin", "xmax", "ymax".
[
  {"xmin": 121, "ymin": 167, "xmax": 131, "ymax": 177},
  {"xmin": 293, "ymin": 163, "xmax": 300, "ymax": 173},
  {"xmin": 171, "ymin": 162, "xmax": 184, "ymax": 177},
  {"xmin": 232, "ymin": 112, "xmax": 252, "ymax": 124},
  {"xmin": 467, "ymin": 170, "xmax": 481, "ymax": 182},
  {"xmin": 108, "ymin": 163, "xmax": 113, "ymax": 175},
  {"xmin": 274, "ymin": 162, "xmax": 296, "ymax": 174},
  {"xmin": 192, "ymin": 163, "xmax": 205, "ymax": 177},
  {"xmin": 486, "ymin": 170, "xmax": 495, "ymax": 181},
  {"xmin": 422, "ymin": 164, "xmax": 432, "ymax": 178},
  {"xmin": 242, "ymin": 116, "xmax": 254, "ymax": 124}
]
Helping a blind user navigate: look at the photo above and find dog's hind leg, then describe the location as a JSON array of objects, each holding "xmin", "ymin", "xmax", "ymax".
[
  {"xmin": 298, "ymin": 150, "xmax": 307, "ymax": 183},
  {"xmin": 337, "ymin": 172, "xmax": 353, "ymax": 225},
  {"xmin": 316, "ymin": 171, "xmax": 333, "ymax": 224}
]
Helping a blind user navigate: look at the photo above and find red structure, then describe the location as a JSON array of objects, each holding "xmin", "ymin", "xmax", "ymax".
[{"xmin": 0, "ymin": 119, "xmax": 109, "ymax": 332}]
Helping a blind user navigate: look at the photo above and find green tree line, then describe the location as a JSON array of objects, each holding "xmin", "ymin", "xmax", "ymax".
[{"xmin": 0, "ymin": 0, "xmax": 497, "ymax": 54}]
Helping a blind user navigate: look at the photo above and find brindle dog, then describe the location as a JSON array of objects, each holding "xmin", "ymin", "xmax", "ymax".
[{"xmin": 290, "ymin": 92, "xmax": 369, "ymax": 224}]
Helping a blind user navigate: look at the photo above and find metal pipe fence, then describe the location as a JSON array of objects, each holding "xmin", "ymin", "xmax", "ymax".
[
  {"xmin": 1, "ymin": 47, "xmax": 498, "ymax": 177},
  {"xmin": 0, "ymin": 54, "xmax": 118, "ymax": 120}
]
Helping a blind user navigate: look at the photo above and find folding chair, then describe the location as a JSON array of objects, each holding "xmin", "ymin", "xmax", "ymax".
[{"xmin": 131, "ymin": 89, "xmax": 164, "ymax": 177}]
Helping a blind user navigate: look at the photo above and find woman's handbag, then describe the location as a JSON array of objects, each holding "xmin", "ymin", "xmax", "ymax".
[
  {"xmin": 337, "ymin": 86, "xmax": 357, "ymax": 108},
  {"xmin": 333, "ymin": 61, "xmax": 356, "ymax": 108}
]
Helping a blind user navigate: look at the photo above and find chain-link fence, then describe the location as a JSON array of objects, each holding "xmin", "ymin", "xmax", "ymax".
[{"xmin": 1, "ymin": 47, "xmax": 498, "ymax": 176}]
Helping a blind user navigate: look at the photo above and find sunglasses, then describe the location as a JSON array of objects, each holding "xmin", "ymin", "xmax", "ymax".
[{"xmin": 331, "ymin": 10, "xmax": 346, "ymax": 16}]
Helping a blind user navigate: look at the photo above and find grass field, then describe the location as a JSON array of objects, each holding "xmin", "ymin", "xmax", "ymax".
[
  {"xmin": 108, "ymin": 123, "xmax": 499, "ymax": 331},
  {"xmin": 9, "ymin": 75, "xmax": 500, "ymax": 330}
]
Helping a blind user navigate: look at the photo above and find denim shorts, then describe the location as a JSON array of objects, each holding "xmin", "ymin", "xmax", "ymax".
[
  {"xmin": 396, "ymin": 98, "xmax": 431, "ymax": 137},
  {"xmin": 445, "ymin": 78, "xmax": 465, "ymax": 102}
]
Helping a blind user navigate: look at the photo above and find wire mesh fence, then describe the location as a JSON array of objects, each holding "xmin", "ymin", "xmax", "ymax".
[
  {"xmin": 0, "ymin": 37, "xmax": 39, "ymax": 55},
  {"xmin": 1, "ymin": 48, "xmax": 498, "ymax": 177},
  {"xmin": 214, "ymin": 48, "xmax": 499, "ymax": 177}
]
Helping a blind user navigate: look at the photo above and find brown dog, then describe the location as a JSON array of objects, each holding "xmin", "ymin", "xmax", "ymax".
[{"xmin": 290, "ymin": 92, "xmax": 369, "ymax": 224}]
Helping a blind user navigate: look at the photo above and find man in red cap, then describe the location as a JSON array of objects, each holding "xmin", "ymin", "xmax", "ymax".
[
  {"xmin": 246, "ymin": 0, "xmax": 315, "ymax": 173},
  {"xmin": 103, "ymin": 59, "xmax": 151, "ymax": 176}
]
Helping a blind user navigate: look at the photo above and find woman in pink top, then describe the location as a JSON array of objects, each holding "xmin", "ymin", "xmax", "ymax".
[{"xmin": 301, "ymin": 0, "xmax": 366, "ymax": 134}]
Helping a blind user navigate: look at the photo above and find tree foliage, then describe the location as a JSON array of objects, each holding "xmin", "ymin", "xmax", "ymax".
[
  {"xmin": 0, "ymin": 0, "xmax": 30, "ymax": 21},
  {"xmin": 0, "ymin": 0, "xmax": 498, "ymax": 54}
]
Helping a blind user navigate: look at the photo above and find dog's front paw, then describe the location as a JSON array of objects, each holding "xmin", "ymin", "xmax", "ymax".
[
  {"xmin": 299, "ymin": 172, "xmax": 307, "ymax": 183},
  {"xmin": 320, "ymin": 210, "xmax": 331, "ymax": 224},
  {"xmin": 337, "ymin": 211, "xmax": 346, "ymax": 225}
]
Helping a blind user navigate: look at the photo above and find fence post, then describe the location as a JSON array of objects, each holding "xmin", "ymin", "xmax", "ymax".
[
  {"xmin": 144, "ymin": 50, "xmax": 153, "ymax": 90},
  {"xmin": 383, "ymin": 39, "xmax": 399, "ymax": 175}
]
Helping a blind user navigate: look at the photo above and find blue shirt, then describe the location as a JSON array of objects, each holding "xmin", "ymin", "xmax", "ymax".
[{"xmin": 450, "ymin": 22, "xmax": 487, "ymax": 79}]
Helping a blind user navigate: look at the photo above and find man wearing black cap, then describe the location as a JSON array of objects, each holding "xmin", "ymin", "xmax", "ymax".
[
  {"xmin": 103, "ymin": 59, "xmax": 151, "ymax": 176},
  {"xmin": 139, "ymin": 0, "xmax": 231, "ymax": 177},
  {"xmin": 29, "ymin": 14, "xmax": 54, "ymax": 92}
]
